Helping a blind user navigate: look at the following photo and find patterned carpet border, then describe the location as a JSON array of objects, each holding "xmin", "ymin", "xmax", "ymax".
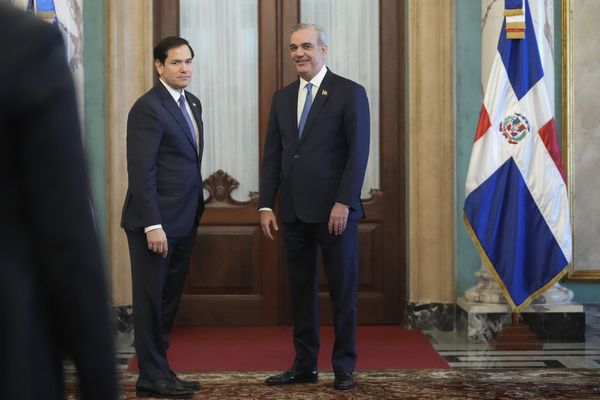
[{"xmin": 67, "ymin": 369, "xmax": 600, "ymax": 399}]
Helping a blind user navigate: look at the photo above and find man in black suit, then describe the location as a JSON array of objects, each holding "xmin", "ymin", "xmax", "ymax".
[
  {"xmin": 121, "ymin": 36, "xmax": 204, "ymax": 399},
  {"xmin": 260, "ymin": 23, "xmax": 370, "ymax": 390},
  {"xmin": 0, "ymin": 4, "xmax": 117, "ymax": 399}
]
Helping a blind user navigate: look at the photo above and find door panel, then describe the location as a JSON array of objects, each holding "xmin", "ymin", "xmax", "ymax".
[
  {"xmin": 187, "ymin": 226, "xmax": 260, "ymax": 293},
  {"xmin": 173, "ymin": 171, "xmax": 279, "ymax": 325}
]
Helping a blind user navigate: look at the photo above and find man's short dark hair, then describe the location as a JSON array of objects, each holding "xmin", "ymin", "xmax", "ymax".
[{"xmin": 153, "ymin": 36, "xmax": 194, "ymax": 64}]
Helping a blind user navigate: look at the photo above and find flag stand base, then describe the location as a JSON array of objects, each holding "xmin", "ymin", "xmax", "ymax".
[
  {"xmin": 492, "ymin": 313, "xmax": 543, "ymax": 350},
  {"xmin": 457, "ymin": 298, "xmax": 584, "ymax": 343}
]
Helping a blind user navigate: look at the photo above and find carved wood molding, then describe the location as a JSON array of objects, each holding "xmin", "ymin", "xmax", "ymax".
[
  {"xmin": 362, "ymin": 188, "xmax": 384, "ymax": 204},
  {"xmin": 203, "ymin": 170, "xmax": 259, "ymax": 206}
]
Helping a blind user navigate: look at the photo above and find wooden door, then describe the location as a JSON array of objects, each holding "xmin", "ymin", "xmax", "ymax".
[
  {"xmin": 281, "ymin": 1, "xmax": 406, "ymax": 325},
  {"xmin": 154, "ymin": 0, "xmax": 405, "ymax": 326}
]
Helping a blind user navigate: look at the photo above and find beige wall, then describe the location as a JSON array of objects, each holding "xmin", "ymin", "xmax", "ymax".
[
  {"xmin": 407, "ymin": 0, "xmax": 455, "ymax": 303},
  {"xmin": 105, "ymin": 0, "xmax": 154, "ymax": 305}
]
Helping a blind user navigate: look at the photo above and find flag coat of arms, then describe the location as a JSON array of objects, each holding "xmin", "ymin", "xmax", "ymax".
[{"xmin": 463, "ymin": 0, "xmax": 572, "ymax": 312}]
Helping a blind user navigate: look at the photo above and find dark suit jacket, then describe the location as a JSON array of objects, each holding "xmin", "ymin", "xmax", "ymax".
[
  {"xmin": 121, "ymin": 82, "xmax": 204, "ymax": 237},
  {"xmin": 259, "ymin": 69, "xmax": 370, "ymax": 223},
  {"xmin": 0, "ymin": 5, "xmax": 117, "ymax": 399}
]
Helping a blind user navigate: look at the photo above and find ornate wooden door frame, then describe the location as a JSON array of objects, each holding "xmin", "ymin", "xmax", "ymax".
[{"xmin": 153, "ymin": 0, "xmax": 406, "ymax": 325}]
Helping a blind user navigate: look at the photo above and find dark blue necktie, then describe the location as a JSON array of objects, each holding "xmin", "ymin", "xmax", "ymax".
[
  {"xmin": 298, "ymin": 82, "xmax": 313, "ymax": 138},
  {"xmin": 178, "ymin": 94, "xmax": 197, "ymax": 148}
]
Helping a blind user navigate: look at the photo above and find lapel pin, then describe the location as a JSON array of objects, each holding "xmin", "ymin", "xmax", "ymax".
[
  {"xmin": 192, "ymin": 102, "xmax": 197, "ymax": 107},
  {"xmin": 322, "ymin": 89, "xmax": 328, "ymax": 96}
]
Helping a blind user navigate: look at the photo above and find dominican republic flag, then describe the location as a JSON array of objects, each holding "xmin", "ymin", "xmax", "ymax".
[{"xmin": 463, "ymin": 0, "xmax": 572, "ymax": 312}]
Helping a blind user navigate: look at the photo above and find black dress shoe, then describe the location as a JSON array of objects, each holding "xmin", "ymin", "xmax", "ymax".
[
  {"xmin": 334, "ymin": 372, "xmax": 355, "ymax": 390},
  {"xmin": 265, "ymin": 368, "xmax": 318, "ymax": 385},
  {"xmin": 174, "ymin": 376, "xmax": 201, "ymax": 391},
  {"xmin": 171, "ymin": 371, "xmax": 201, "ymax": 391},
  {"xmin": 136, "ymin": 378, "xmax": 194, "ymax": 399}
]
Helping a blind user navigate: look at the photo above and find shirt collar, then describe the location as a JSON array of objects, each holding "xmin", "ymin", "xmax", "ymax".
[
  {"xmin": 160, "ymin": 78, "xmax": 185, "ymax": 103},
  {"xmin": 299, "ymin": 65, "xmax": 328, "ymax": 90}
]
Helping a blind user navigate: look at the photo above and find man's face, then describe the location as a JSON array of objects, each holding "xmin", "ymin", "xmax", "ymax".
[
  {"xmin": 289, "ymin": 28, "xmax": 327, "ymax": 81},
  {"xmin": 155, "ymin": 44, "xmax": 193, "ymax": 90}
]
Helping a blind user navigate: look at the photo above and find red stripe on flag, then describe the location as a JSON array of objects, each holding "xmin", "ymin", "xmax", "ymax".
[
  {"xmin": 474, "ymin": 105, "xmax": 491, "ymax": 142},
  {"xmin": 538, "ymin": 118, "xmax": 566, "ymax": 182}
]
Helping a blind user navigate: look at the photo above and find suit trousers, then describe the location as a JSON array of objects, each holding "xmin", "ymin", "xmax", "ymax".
[
  {"xmin": 126, "ymin": 228, "xmax": 196, "ymax": 381},
  {"xmin": 281, "ymin": 218, "xmax": 359, "ymax": 374}
]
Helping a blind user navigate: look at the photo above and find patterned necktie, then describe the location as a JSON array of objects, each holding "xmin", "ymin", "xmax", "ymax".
[
  {"xmin": 298, "ymin": 82, "xmax": 313, "ymax": 138},
  {"xmin": 178, "ymin": 94, "xmax": 197, "ymax": 148}
]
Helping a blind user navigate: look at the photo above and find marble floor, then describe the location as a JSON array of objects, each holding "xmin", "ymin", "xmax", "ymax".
[
  {"xmin": 427, "ymin": 304, "xmax": 600, "ymax": 369},
  {"xmin": 428, "ymin": 331, "xmax": 600, "ymax": 369},
  {"xmin": 113, "ymin": 331, "xmax": 136, "ymax": 372}
]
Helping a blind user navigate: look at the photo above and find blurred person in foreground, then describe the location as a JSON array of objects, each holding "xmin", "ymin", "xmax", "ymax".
[
  {"xmin": 259, "ymin": 23, "xmax": 370, "ymax": 390},
  {"xmin": 121, "ymin": 36, "xmax": 204, "ymax": 399},
  {"xmin": 0, "ymin": 4, "xmax": 117, "ymax": 400}
]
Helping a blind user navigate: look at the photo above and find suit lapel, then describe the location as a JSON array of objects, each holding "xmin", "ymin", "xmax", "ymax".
[
  {"xmin": 287, "ymin": 80, "xmax": 301, "ymax": 144},
  {"xmin": 298, "ymin": 70, "xmax": 333, "ymax": 146},
  {"xmin": 186, "ymin": 91, "xmax": 203, "ymax": 160},
  {"xmin": 155, "ymin": 83, "xmax": 198, "ymax": 152}
]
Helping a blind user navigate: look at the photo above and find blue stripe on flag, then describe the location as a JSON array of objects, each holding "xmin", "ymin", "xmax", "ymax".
[
  {"xmin": 464, "ymin": 158, "xmax": 568, "ymax": 307},
  {"xmin": 36, "ymin": 0, "xmax": 56, "ymax": 13},
  {"xmin": 505, "ymin": 0, "xmax": 523, "ymax": 10},
  {"xmin": 497, "ymin": 0, "xmax": 544, "ymax": 100}
]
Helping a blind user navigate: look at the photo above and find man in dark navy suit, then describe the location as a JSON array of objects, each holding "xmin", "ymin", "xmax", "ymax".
[
  {"xmin": 0, "ymin": 4, "xmax": 117, "ymax": 399},
  {"xmin": 259, "ymin": 23, "xmax": 370, "ymax": 391},
  {"xmin": 121, "ymin": 36, "xmax": 204, "ymax": 399}
]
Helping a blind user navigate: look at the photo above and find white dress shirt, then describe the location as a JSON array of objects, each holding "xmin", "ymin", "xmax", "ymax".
[{"xmin": 296, "ymin": 65, "xmax": 328, "ymax": 126}]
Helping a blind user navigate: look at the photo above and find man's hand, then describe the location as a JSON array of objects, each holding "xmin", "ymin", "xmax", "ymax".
[
  {"xmin": 328, "ymin": 203, "xmax": 349, "ymax": 235},
  {"xmin": 146, "ymin": 228, "xmax": 168, "ymax": 258},
  {"xmin": 260, "ymin": 210, "xmax": 279, "ymax": 240}
]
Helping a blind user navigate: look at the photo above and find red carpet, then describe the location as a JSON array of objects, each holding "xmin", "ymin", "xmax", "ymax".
[{"xmin": 127, "ymin": 325, "xmax": 449, "ymax": 371}]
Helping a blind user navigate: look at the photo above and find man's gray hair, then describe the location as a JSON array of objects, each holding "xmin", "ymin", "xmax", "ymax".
[{"xmin": 291, "ymin": 23, "xmax": 327, "ymax": 46}]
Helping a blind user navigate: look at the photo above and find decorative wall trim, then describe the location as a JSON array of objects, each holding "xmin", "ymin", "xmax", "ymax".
[
  {"xmin": 113, "ymin": 305, "xmax": 134, "ymax": 334},
  {"xmin": 406, "ymin": 302, "xmax": 455, "ymax": 332},
  {"xmin": 106, "ymin": 0, "xmax": 154, "ymax": 305},
  {"xmin": 407, "ymin": 0, "xmax": 455, "ymax": 303}
]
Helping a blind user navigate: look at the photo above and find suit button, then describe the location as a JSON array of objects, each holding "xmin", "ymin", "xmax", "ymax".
[{"xmin": 294, "ymin": 154, "xmax": 299, "ymax": 159}]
